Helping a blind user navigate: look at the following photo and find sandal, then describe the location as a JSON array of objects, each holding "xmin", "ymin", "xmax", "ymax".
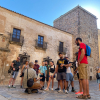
[
  {"xmin": 76, "ymin": 95, "xmax": 87, "ymax": 99},
  {"xmin": 87, "ymin": 94, "xmax": 91, "ymax": 99},
  {"xmin": 76, "ymin": 95, "xmax": 83, "ymax": 98}
]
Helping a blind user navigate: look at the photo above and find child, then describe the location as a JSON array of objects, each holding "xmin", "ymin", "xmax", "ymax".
[
  {"xmin": 39, "ymin": 61, "xmax": 47, "ymax": 90},
  {"xmin": 45, "ymin": 61, "xmax": 55, "ymax": 91}
]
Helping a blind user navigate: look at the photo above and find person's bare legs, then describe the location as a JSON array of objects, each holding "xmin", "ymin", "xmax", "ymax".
[
  {"xmin": 47, "ymin": 77, "xmax": 51, "ymax": 89},
  {"xmin": 60, "ymin": 80, "xmax": 63, "ymax": 90},
  {"xmin": 66, "ymin": 81, "xmax": 68, "ymax": 90},
  {"xmin": 82, "ymin": 79, "xmax": 88, "ymax": 96},
  {"xmin": 52, "ymin": 78, "xmax": 54, "ymax": 88},
  {"xmin": 99, "ymin": 83, "xmax": 100, "ymax": 90},
  {"xmin": 21, "ymin": 77, "xmax": 24, "ymax": 86},
  {"xmin": 71, "ymin": 81, "xmax": 74, "ymax": 87},
  {"xmin": 86, "ymin": 79, "xmax": 89, "ymax": 95},
  {"xmin": 9, "ymin": 78, "xmax": 13, "ymax": 85},
  {"xmin": 58, "ymin": 81, "xmax": 60, "ymax": 88},
  {"xmin": 64, "ymin": 80, "xmax": 67, "ymax": 90},
  {"xmin": 12, "ymin": 79, "xmax": 16, "ymax": 85},
  {"xmin": 79, "ymin": 79, "xmax": 83, "ymax": 92}
]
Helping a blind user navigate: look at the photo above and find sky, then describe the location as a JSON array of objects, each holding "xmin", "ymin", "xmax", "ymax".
[{"xmin": 0, "ymin": 0, "xmax": 100, "ymax": 29}]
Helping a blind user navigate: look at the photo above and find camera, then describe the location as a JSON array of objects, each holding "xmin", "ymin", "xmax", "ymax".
[{"xmin": 69, "ymin": 61, "xmax": 77, "ymax": 71}]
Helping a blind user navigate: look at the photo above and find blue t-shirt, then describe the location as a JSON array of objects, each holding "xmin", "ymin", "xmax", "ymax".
[{"xmin": 39, "ymin": 66, "xmax": 47, "ymax": 75}]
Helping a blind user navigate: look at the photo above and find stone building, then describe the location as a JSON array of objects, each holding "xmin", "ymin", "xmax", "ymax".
[
  {"xmin": 0, "ymin": 5, "xmax": 99, "ymax": 82},
  {"xmin": 0, "ymin": 6, "xmax": 73, "ymax": 81},
  {"xmin": 98, "ymin": 29, "xmax": 100, "ymax": 65},
  {"xmin": 54, "ymin": 6, "xmax": 99, "ymax": 80}
]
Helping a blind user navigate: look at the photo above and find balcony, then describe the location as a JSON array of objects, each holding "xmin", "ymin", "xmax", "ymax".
[
  {"xmin": 35, "ymin": 39, "xmax": 47, "ymax": 50},
  {"xmin": 58, "ymin": 46, "xmax": 67, "ymax": 54},
  {"xmin": 9, "ymin": 33, "xmax": 24, "ymax": 46}
]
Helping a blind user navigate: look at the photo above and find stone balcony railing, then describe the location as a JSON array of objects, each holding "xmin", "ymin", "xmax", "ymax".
[
  {"xmin": 35, "ymin": 39, "xmax": 47, "ymax": 50},
  {"xmin": 9, "ymin": 33, "xmax": 24, "ymax": 46}
]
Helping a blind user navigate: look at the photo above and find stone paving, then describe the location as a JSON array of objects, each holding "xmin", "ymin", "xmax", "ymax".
[{"xmin": 0, "ymin": 80, "xmax": 100, "ymax": 100}]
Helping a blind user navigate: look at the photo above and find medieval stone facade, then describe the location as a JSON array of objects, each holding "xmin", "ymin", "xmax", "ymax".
[
  {"xmin": 0, "ymin": 5, "xmax": 99, "ymax": 82},
  {"xmin": 0, "ymin": 6, "xmax": 73, "ymax": 81},
  {"xmin": 98, "ymin": 29, "xmax": 100, "ymax": 66},
  {"xmin": 54, "ymin": 6, "xmax": 99, "ymax": 80}
]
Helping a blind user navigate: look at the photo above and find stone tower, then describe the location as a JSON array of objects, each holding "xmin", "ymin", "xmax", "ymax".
[{"xmin": 54, "ymin": 6, "xmax": 99, "ymax": 80}]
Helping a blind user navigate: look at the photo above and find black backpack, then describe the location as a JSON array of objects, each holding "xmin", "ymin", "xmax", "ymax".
[
  {"xmin": 8, "ymin": 66, "xmax": 13, "ymax": 73},
  {"xmin": 96, "ymin": 73, "xmax": 100, "ymax": 79}
]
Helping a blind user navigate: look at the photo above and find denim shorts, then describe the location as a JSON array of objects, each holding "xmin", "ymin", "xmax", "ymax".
[
  {"xmin": 97, "ymin": 79, "xmax": 100, "ymax": 83},
  {"xmin": 66, "ymin": 73, "xmax": 74, "ymax": 81}
]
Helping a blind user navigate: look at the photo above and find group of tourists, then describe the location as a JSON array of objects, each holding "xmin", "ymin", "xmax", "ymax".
[{"xmin": 8, "ymin": 37, "xmax": 96, "ymax": 99}]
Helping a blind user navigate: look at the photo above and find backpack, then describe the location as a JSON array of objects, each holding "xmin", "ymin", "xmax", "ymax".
[
  {"xmin": 96, "ymin": 73, "xmax": 100, "ymax": 79},
  {"xmin": 86, "ymin": 44, "xmax": 91, "ymax": 56},
  {"xmin": 8, "ymin": 66, "xmax": 13, "ymax": 73}
]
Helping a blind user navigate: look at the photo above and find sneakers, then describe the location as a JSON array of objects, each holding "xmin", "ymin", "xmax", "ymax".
[
  {"xmin": 12, "ymin": 85, "xmax": 16, "ymax": 88},
  {"xmin": 25, "ymin": 89, "xmax": 28, "ymax": 93},
  {"xmin": 80, "ymin": 92, "xmax": 83, "ymax": 94},
  {"xmin": 55, "ymin": 88, "xmax": 59, "ymax": 90},
  {"xmin": 44, "ymin": 88, "xmax": 49, "ymax": 91},
  {"xmin": 67, "ymin": 87, "xmax": 69, "ymax": 91},
  {"xmin": 71, "ymin": 87, "xmax": 76, "ymax": 92},
  {"xmin": 71, "ymin": 89, "xmax": 76, "ymax": 92},
  {"xmin": 40, "ymin": 86, "xmax": 44, "ymax": 90},
  {"xmin": 75, "ymin": 91, "xmax": 83, "ymax": 94},
  {"xmin": 8, "ymin": 85, "xmax": 10, "ymax": 88},
  {"xmin": 58, "ymin": 90, "xmax": 63, "ymax": 93},
  {"xmin": 51, "ymin": 88, "xmax": 53, "ymax": 91},
  {"xmin": 20, "ymin": 85, "xmax": 22, "ymax": 88},
  {"xmin": 65, "ymin": 90, "xmax": 68, "ymax": 94}
]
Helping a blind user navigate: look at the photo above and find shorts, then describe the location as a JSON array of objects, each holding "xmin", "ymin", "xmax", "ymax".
[
  {"xmin": 12, "ymin": 71, "xmax": 19, "ymax": 79},
  {"xmin": 77, "ymin": 73, "xmax": 79, "ymax": 79},
  {"xmin": 20, "ymin": 73, "xmax": 24, "ymax": 77},
  {"xmin": 29, "ymin": 82, "xmax": 41, "ymax": 89},
  {"xmin": 57, "ymin": 72, "xmax": 66, "ymax": 81},
  {"xmin": 40, "ymin": 74, "xmax": 45, "ymax": 82},
  {"xmin": 97, "ymin": 79, "xmax": 100, "ymax": 83},
  {"xmin": 46, "ymin": 75, "xmax": 49, "ymax": 82},
  {"xmin": 66, "ymin": 73, "xmax": 74, "ymax": 81},
  {"xmin": 78, "ymin": 64, "xmax": 88, "ymax": 79}
]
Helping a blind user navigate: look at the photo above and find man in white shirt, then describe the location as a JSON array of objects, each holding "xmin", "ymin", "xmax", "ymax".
[{"xmin": 65, "ymin": 57, "xmax": 75, "ymax": 92}]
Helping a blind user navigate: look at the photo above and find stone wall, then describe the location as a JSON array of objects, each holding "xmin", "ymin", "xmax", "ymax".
[
  {"xmin": 0, "ymin": 7, "xmax": 73, "ymax": 81},
  {"xmin": 54, "ymin": 6, "xmax": 99, "ymax": 80},
  {"xmin": 98, "ymin": 29, "xmax": 100, "ymax": 66}
]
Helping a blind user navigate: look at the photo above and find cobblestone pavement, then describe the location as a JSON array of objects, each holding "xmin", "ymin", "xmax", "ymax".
[{"xmin": 0, "ymin": 80, "xmax": 100, "ymax": 100}]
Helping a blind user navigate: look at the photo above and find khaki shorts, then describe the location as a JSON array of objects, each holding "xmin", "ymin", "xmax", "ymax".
[
  {"xmin": 78, "ymin": 64, "xmax": 88, "ymax": 79},
  {"xmin": 29, "ymin": 82, "xmax": 42, "ymax": 89}
]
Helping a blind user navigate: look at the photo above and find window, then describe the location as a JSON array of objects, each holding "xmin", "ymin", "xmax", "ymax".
[
  {"xmin": 90, "ymin": 68, "xmax": 92, "ymax": 72},
  {"xmin": 38, "ymin": 35, "xmax": 44, "ymax": 47},
  {"xmin": 59, "ymin": 42, "xmax": 63, "ymax": 52},
  {"xmin": 12, "ymin": 28, "xmax": 21, "ymax": 42}
]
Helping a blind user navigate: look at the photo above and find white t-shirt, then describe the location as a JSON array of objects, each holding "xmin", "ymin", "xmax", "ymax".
[{"xmin": 66, "ymin": 67, "xmax": 71, "ymax": 73}]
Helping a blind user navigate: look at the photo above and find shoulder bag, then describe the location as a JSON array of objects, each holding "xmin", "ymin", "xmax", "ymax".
[{"xmin": 27, "ymin": 69, "xmax": 34, "ymax": 87}]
